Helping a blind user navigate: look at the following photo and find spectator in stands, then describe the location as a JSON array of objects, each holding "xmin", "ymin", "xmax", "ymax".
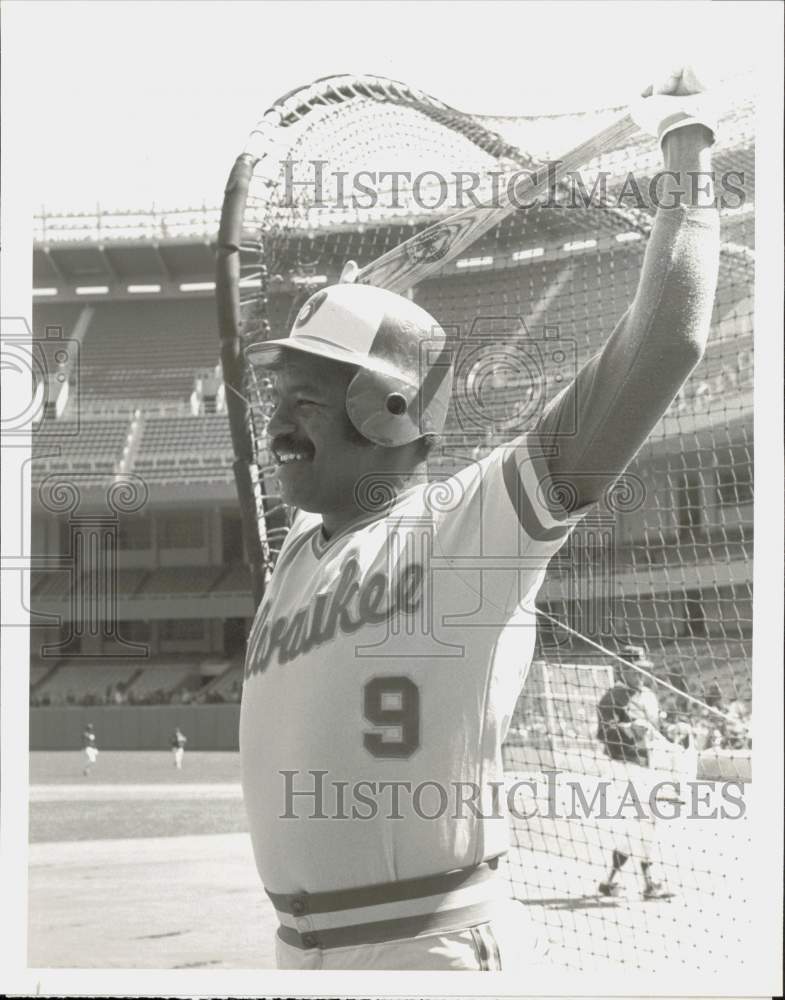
[
  {"xmin": 723, "ymin": 696, "xmax": 751, "ymax": 750},
  {"xmin": 657, "ymin": 684, "xmax": 719, "ymax": 753},
  {"xmin": 700, "ymin": 682, "xmax": 727, "ymax": 748},
  {"xmin": 705, "ymin": 681, "xmax": 724, "ymax": 710},
  {"xmin": 667, "ymin": 667, "xmax": 690, "ymax": 714},
  {"xmin": 140, "ymin": 687, "xmax": 168, "ymax": 705},
  {"xmin": 659, "ymin": 693, "xmax": 694, "ymax": 748},
  {"xmin": 691, "ymin": 713, "xmax": 714, "ymax": 752}
]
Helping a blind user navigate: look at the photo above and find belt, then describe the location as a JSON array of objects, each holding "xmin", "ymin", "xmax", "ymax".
[{"xmin": 268, "ymin": 856, "xmax": 504, "ymax": 951}]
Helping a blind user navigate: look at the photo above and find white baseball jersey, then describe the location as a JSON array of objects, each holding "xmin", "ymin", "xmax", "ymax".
[
  {"xmin": 240, "ymin": 434, "xmax": 583, "ymax": 894},
  {"xmin": 628, "ymin": 686, "xmax": 660, "ymax": 737}
]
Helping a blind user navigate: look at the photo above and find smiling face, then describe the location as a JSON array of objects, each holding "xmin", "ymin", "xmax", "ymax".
[{"xmin": 263, "ymin": 352, "xmax": 423, "ymax": 536}]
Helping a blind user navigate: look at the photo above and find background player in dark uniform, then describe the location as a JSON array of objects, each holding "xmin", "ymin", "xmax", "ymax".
[{"xmin": 596, "ymin": 645, "xmax": 669, "ymax": 899}]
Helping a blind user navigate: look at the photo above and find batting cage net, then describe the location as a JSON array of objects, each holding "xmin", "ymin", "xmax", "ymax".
[{"xmin": 217, "ymin": 73, "xmax": 754, "ymax": 972}]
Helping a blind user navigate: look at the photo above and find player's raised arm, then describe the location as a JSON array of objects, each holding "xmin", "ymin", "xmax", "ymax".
[{"xmin": 536, "ymin": 67, "xmax": 721, "ymax": 511}]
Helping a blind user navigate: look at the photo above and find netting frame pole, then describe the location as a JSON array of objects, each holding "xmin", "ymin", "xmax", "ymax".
[{"xmin": 216, "ymin": 152, "xmax": 268, "ymax": 610}]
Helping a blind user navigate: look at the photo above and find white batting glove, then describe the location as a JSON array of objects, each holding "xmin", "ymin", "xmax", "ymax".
[{"xmin": 631, "ymin": 65, "xmax": 718, "ymax": 146}]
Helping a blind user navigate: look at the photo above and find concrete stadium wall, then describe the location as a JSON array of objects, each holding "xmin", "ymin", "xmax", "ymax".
[{"xmin": 29, "ymin": 705, "xmax": 240, "ymax": 751}]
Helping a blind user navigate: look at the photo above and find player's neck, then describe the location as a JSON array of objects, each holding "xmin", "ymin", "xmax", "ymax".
[{"xmin": 320, "ymin": 462, "xmax": 429, "ymax": 539}]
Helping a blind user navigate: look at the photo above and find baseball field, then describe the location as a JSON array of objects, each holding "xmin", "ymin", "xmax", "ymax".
[
  {"xmin": 28, "ymin": 751, "xmax": 754, "ymax": 973},
  {"xmin": 29, "ymin": 751, "xmax": 277, "ymax": 969}
]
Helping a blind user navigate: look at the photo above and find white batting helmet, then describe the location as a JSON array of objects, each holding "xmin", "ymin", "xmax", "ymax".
[{"xmin": 246, "ymin": 283, "xmax": 453, "ymax": 447}]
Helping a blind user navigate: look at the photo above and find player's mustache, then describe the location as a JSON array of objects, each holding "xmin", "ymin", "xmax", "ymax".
[{"xmin": 271, "ymin": 435, "xmax": 315, "ymax": 458}]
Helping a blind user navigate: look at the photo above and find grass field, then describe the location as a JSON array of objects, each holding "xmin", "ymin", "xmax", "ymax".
[
  {"xmin": 30, "ymin": 750, "xmax": 242, "ymax": 786},
  {"xmin": 28, "ymin": 751, "xmax": 755, "ymax": 974},
  {"xmin": 30, "ymin": 752, "xmax": 247, "ymax": 843}
]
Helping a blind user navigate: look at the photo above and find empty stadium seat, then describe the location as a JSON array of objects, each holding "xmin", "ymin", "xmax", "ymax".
[
  {"xmin": 73, "ymin": 299, "xmax": 219, "ymax": 402},
  {"xmin": 32, "ymin": 303, "xmax": 85, "ymax": 340},
  {"xmin": 137, "ymin": 414, "xmax": 232, "ymax": 453},
  {"xmin": 33, "ymin": 418, "xmax": 131, "ymax": 468},
  {"xmin": 139, "ymin": 567, "xmax": 223, "ymax": 596}
]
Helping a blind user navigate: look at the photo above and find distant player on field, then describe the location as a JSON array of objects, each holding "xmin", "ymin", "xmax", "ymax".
[
  {"xmin": 596, "ymin": 645, "xmax": 670, "ymax": 899},
  {"xmin": 240, "ymin": 68, "xmax": 720, "ymax": 969},
  {"xmin": 81, "ymin": 722, "xmax": 98, "ymax": 777},
  {"xmin": 171, "ymin": 727, "xmax": 188, "ymax": 769}
]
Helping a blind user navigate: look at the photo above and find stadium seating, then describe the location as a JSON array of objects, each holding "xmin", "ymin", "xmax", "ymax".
[
  {"xmin": 136, "ymin": 414, "xmax": 232, "ymax": 454},
  {"xmin": 29, "ymin": 648, "xmax": 254, "ymax": 706},
  {"xmin": 418, "ymin": 251, "xmax": 750, "ymax": 405},
  {"xmin": 79, "ymin": 368, "xmax": 201, "ymax": 403},
  {"xmin": 131, "ymin": 414, "xmax": 233, "ymax": 478},
  {"xmin": 30, "ymin": 571, "xmax": 70, "ymax": 599},
  {"xmin": 77, "ymin": 299, "xmax": 219, "ymax": 402},
  {"xmin": 195, "ymin": 663, "xmax": 243, "ymax": 702},
  {"xmin": 33, "ymin": 417, "xmax": 132, "ymax": 470},
  {"xmin": 33, "ymin": 662, "xmax": 142, "ymax": 705},
  {"xmin": 211, "ymin": 565, "xmax": 252, "ymax": 594},
  {"xmin": 124, "ymin": 663, "xmax": 201, "ymax": 700},
  {"xmin": 30, "ymin": 568, "xmax": 151, "ymax": 602},
  {"xmin": 29, "ymin": 662, "xmax": 54, "ymax": 689},
  {"xmin": 32, "ymin": 302, "xmax": 86, "ymax": 340},
  {"xmin": 113, "ymin": 569, "xmax": 151, "ymax": 596},
  {"xmin": 138, "ymin": 567, "xmax": 223, "ymax": 596},
  {"xmin": 662, "ymin": 637, "xmax": 752, "ymax": 702}
]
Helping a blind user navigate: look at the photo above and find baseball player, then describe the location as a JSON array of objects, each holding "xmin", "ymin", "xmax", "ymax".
[
  {"xmin": 171, "ymin": 727, "xmax": 187, "ymax": 769},
  {"xmin": 596, "ymin": 645, "xmax": 671, "ymax": 899},
  {"xmin": 81, "ymin": 722, "xmax": 98, "ymax": 777},
  {"xmin": 239, "ymin": 68, "xmax": 720, "ymax": 969}
]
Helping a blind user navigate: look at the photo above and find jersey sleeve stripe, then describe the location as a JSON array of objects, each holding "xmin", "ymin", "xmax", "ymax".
[{"xmin": 500, "ymin": 436, "xmax": 573, "ymax": 543}]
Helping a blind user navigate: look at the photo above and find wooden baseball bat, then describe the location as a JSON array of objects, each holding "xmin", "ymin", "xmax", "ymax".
[{"xmin": 355, "ymin": 112, "xmax": 639, "ymax": 293}]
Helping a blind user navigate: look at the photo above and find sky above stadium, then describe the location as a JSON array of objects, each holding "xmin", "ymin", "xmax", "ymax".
[{"xmin": 5, "ymin": 0, "xmax": 767, "ymax": 213}]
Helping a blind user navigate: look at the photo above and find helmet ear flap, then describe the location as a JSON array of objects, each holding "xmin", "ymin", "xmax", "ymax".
[{"xmin": 346, "ymin": 369, "xmax": 421, "ymax": 447}]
